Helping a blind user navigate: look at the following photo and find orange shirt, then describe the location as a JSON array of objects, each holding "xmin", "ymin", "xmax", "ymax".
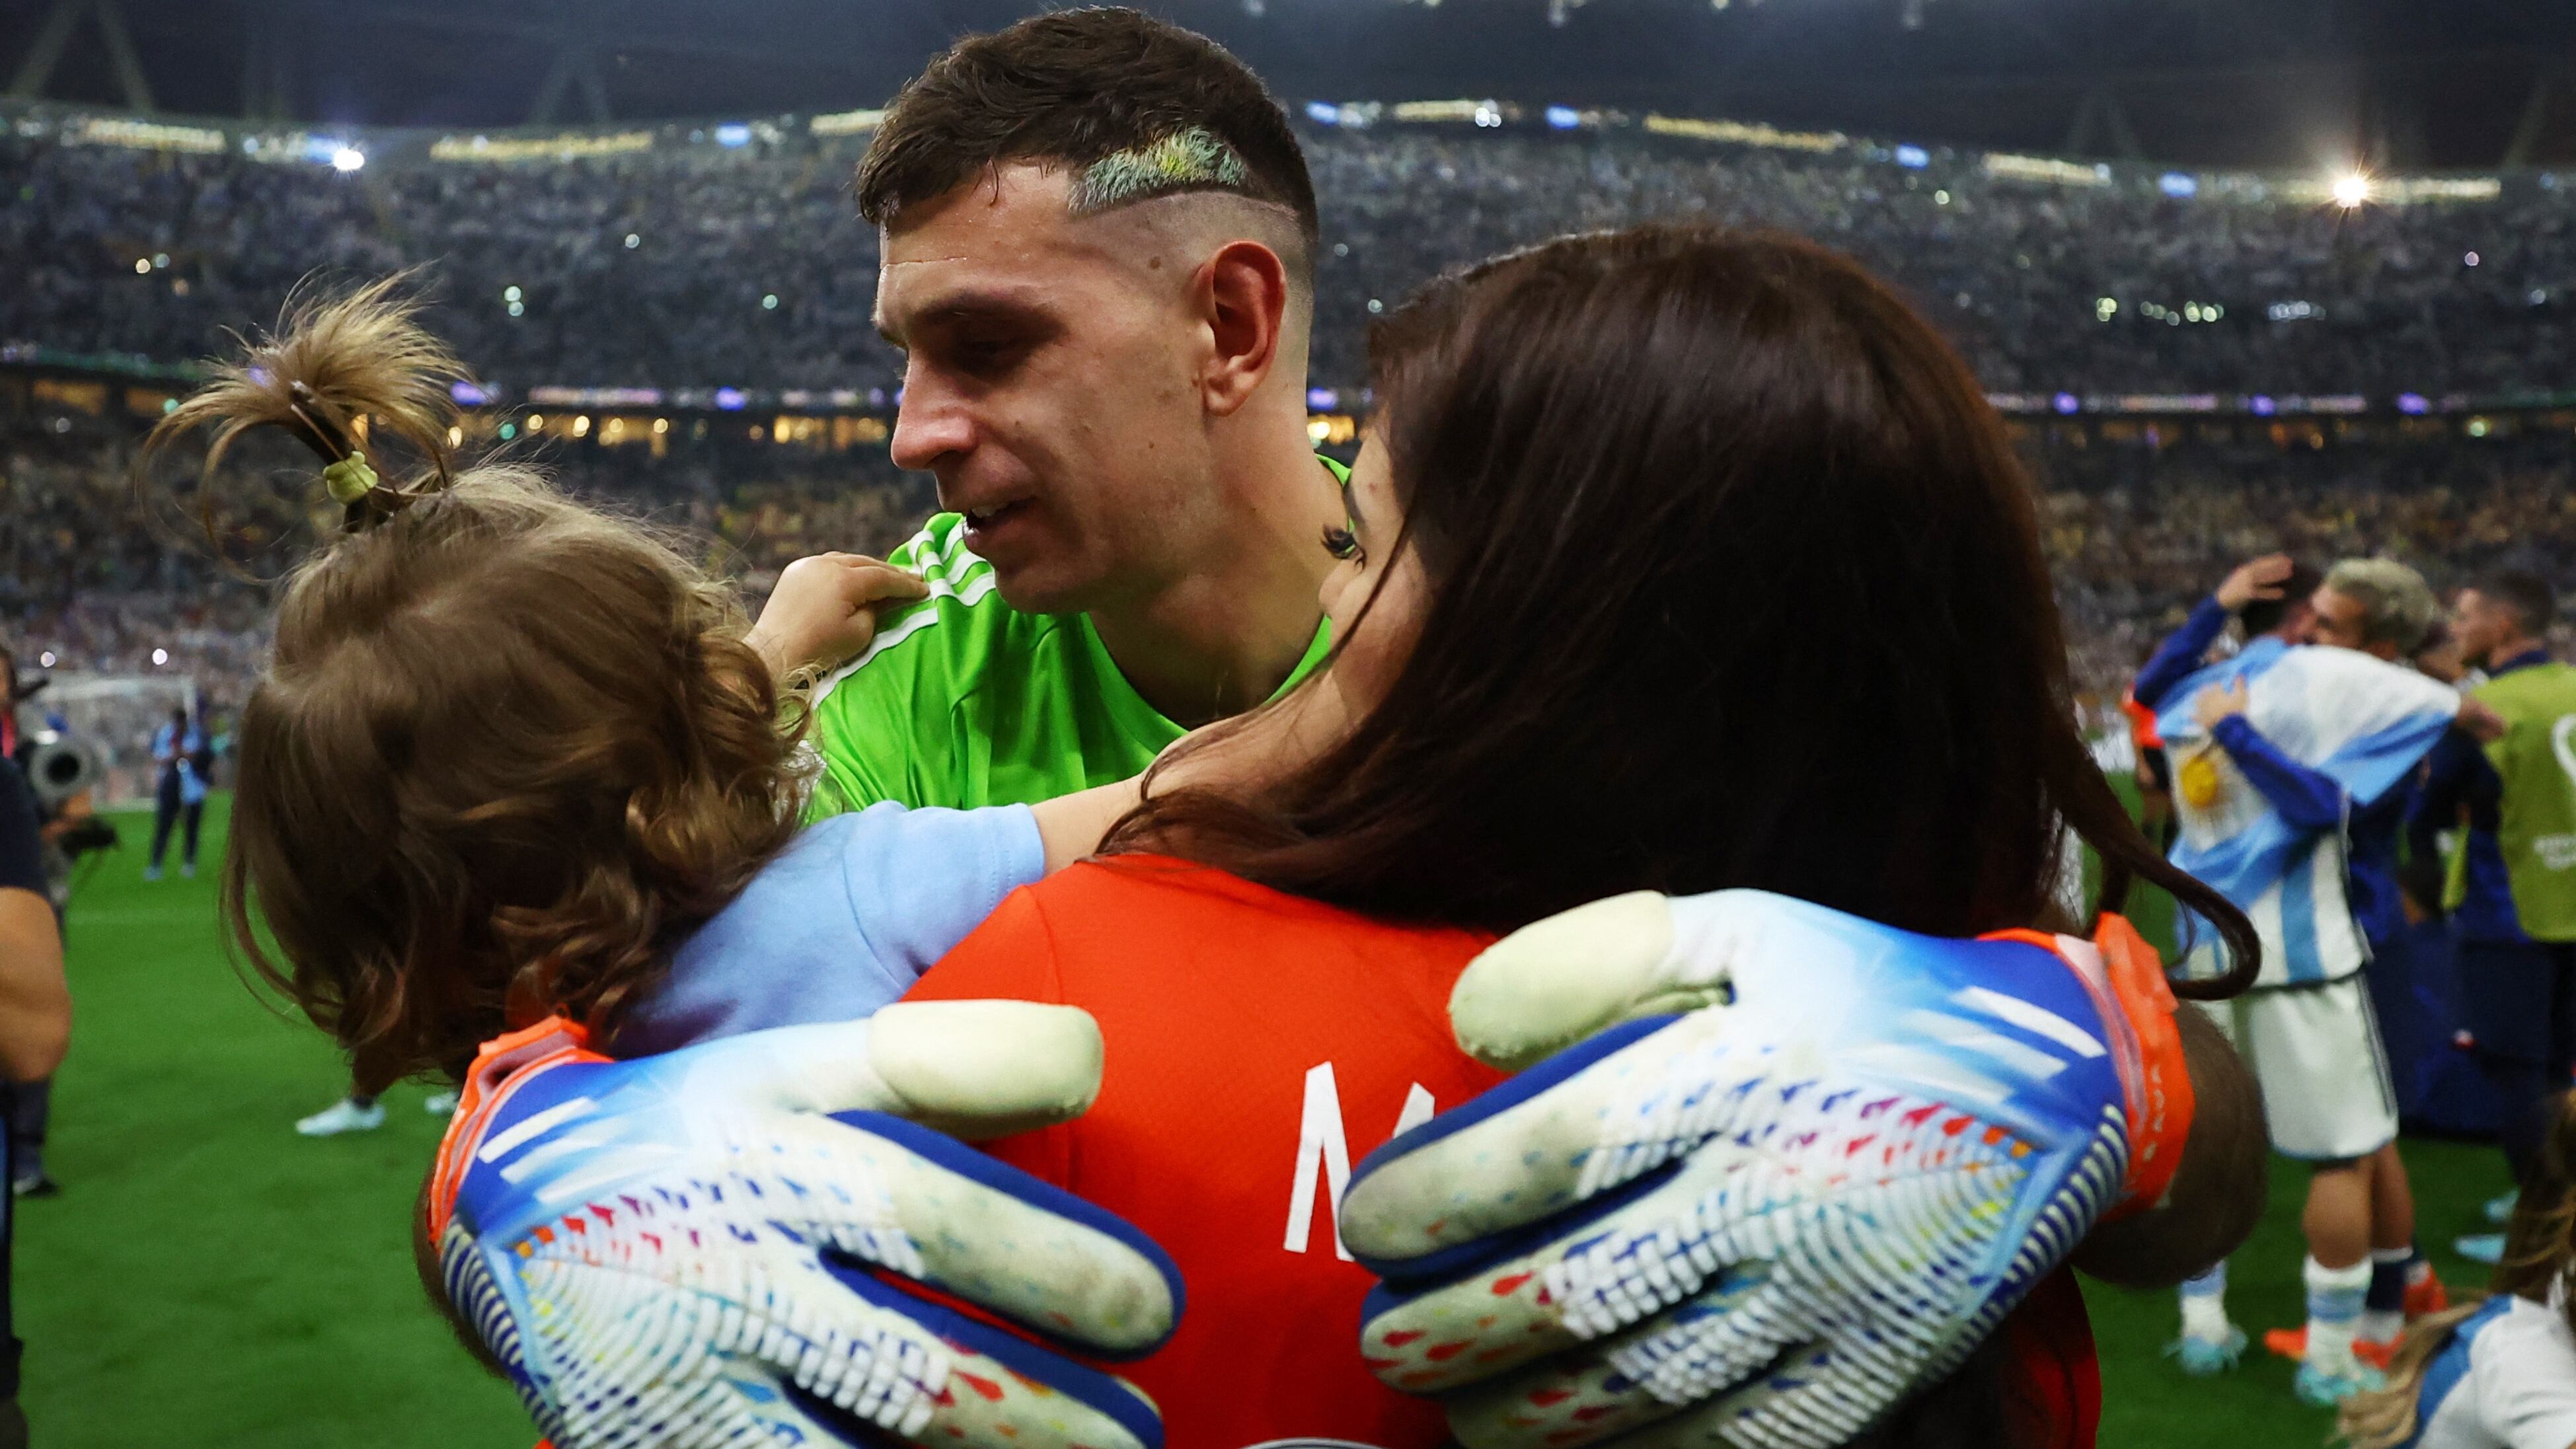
[
  {"xmin": 907, "ymin": 856, "xmax": 2101, "ymax": 1449},
  {"xmin": 907, "ymin": 856, "xmax": 1505, "ymax": 1449}
]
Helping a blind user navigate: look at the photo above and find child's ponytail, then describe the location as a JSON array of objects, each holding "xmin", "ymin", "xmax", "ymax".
[
  {"xmin": 161, "ymin": 278, "xmax": 806, "ymax": 1082},
  {"xmin": 147, "ymin": 272, "xmax": 464, "ymax": 535}
]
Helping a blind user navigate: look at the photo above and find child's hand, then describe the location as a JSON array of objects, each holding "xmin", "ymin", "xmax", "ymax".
[{"xmin": 748, "ymin": 552, "xmax": 932, "ymax": 681}]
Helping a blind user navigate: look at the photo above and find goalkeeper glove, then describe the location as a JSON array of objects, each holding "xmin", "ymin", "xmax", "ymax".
[
  {"xmin": 1338, "ymin": 889, "xmax": 2190, "ymax": 1449},
  {"xmin": 428, "ymin": 1002, "xmax": 1181, "ymax": 1449}
]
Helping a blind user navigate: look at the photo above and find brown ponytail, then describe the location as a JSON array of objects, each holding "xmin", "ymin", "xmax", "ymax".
[
  {"xmin": 149, "ymin": 273, "xmax": 463, "ymax": 537},
  {"xmin": 153, "ymin": 281, "xmax": 806, "ymax": 1080}
]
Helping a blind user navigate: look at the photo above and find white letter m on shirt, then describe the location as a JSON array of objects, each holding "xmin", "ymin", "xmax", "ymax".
[{"xmin": 1285, "ymin": 1062, "xmax": 1435, "ymax": 1261}]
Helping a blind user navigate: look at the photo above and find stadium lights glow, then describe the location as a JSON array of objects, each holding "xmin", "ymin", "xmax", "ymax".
[
  {"xmin": 527, "ymin": 414, "xmax": 545, "ymax": 430},
  {"xmin": 625, "ymin": 233, "xmax": 640, "ymax": 248},
  {"xmin": 2331, "ymin": 172, "xmax": 2370, "ymax": 208},
  {"xmin": 2096, "ymin": 297, "xmax": 2117, "ymax": 321},
  {"xmin": 153, "ymin": 252, "xmax": 167, "ymax": 268},
  {"xmin": 504, "ymin": 285, "xmax": 522, "ymax": 301},
  {"xmin": 2465, "ymin": 251, "xmax": 2480, "ymax": 267},
  {"xmin": 572, "ymin": 415, "xmax": 592, "ymax": 437},
  {"xmin": 37, "ymin": 652, "xmax": 55, "ymax": 668},
  {"xmin": 151, "ymin": 648, "xmax": 169, "ymax": 666},
  {"xmin": 762, "ymin": 293, "xmax": 779, "ymax": 310},
  {"xmin": 448, "ymin": 426, "xmax": 464, "ymax": 447},
  {"xmin": 134, "ymin": 258, "xmax": 150, "ymax": 274},
  {"xmin": 330, "ymin": 146, "xmax": 365, "ymax": 172},
  {"xmin": 652, "ymin": 418, "xmax": 669, "ymax": 434}
]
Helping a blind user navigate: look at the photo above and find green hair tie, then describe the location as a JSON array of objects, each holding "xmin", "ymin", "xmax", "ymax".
[{"xmin": 321, "ymin": 452, "xmax": 379, "ymax": 505}]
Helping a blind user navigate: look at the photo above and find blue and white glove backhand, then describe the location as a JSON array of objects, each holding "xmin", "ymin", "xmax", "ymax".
[
  {"xmin": 427, "ymin": 1003, "xmax": 1181, "ymax": 1449},
  {"xmin": 1339, "ymin": 889, "xmax": 2178, "ymax": 1449}
]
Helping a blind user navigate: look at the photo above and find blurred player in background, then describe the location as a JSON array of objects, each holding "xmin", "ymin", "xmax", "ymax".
[
  {"xmin": 2150, "ymin": 557, "xmax": 2469, "ymax": 1404},
  {"xmin": 2416, "ymin": 570, "xmax": 2576, "ymax": 1266},
  {"xmin": 2194, "ymin": 562, "xmax": 2460, "ymax": 1383},
  {"xmin": 142, "ymin": 704, "xmax": 206, "ymax": 882}
]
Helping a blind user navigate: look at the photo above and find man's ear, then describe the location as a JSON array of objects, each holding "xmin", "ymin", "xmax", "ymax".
[{"xmin": 1197, "ymin": 239, "xmax": 1289, "ymax": 417}]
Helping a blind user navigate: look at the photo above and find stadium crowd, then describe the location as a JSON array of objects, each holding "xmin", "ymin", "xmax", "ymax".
[
  {"xmin": 12, "ymin": 404, "xmax": 2576, "ymax": 718},
  {"xmin": 13, "ymin": 102, "xmax": 2576, "ymax": 718},
  {"xmin": 10, "ymin": 110, "xmax": 2576, "ymax": 398}
]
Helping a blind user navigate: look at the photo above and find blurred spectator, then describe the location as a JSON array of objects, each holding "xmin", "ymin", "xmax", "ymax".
[{"xmin": 0, "ymin": 745, "xmax": 75, "ymax": 1448}]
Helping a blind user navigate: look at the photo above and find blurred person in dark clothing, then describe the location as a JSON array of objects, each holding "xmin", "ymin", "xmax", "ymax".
[
  {"xmin": 0, "ymin": 747, "xmax": 77, "ymax": 1445},
  {"xmin": 143, "ymin": 705, "xmax": 206, "ymax": 883}
]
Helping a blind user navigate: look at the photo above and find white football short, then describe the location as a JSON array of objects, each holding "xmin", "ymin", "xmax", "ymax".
[{"xmin": 2195, "ymin": 975, "xmax": 2400, "ymax": 1162}]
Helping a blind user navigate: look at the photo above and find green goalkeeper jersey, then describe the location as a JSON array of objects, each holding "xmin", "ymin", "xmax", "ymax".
[{"xmin": 806, "ymin": 461, "xmax": 1344, "ymax": 815}]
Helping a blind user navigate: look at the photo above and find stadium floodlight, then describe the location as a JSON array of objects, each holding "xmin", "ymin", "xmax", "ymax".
[
  {"xmin": 2331, "ymin": 172, "xmax": 2370, "ymax": 208},
  {"xmin": 330, "ymin": 146, "xmax": 365, "ymax": 172}
]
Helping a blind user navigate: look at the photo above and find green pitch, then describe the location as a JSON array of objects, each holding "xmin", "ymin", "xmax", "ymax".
[
  {"xmin": 12, "ymin": 798, "xmax": 2519, "ymax": 1444},
  {"xmin": 17, "ymin": 799, "xmax": 525, "ymax": 1446}
]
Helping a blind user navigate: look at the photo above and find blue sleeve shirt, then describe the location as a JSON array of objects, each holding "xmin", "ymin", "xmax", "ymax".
[
  {"xmin": 607, "ymin": 801, "xmax": 1047, "ymax": 1057},
  {"xmin": 2211, "ymin": 712, "xmax": 2413, "ymax": 946},
  {"xmin": 2133, "ymin": 597, "xmax": 2234, "ymax": 712},
  {"xmin": 2210, "ymin": 715, "xmax": 2349, "ymax": 831}
]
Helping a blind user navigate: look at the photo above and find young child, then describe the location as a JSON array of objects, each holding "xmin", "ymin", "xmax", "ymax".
[
  {"xmin": 156, "ymin": 279, "xmax": 1131, "ymax": 1087},
  {"xmin": 2339, "ymin": 1094, "xmax": 2576, "ymax": 1449}
]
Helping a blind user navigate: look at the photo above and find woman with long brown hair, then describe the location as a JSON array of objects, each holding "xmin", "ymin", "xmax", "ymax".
[{"xmin": 894, "ymin": 223, "xmax": 2269, "ymax": 1448}]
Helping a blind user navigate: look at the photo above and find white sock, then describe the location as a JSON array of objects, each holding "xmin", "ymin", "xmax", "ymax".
[
  {"xmin": 2179, "ymin": 1261, "xmax": 2232, "ymax": 1340},
  {"xmin": 2304, "ymin": 1256, "xmax": 2373, "ymax": 1372}
]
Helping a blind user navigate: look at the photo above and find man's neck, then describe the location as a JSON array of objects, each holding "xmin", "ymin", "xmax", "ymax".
[{"xmin": 1088, "ymin": 439, "xmax": 1342, "ymax": 729}]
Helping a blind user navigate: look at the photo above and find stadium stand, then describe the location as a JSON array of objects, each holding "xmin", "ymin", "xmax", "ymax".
[{"xmin": 7, "ymin": 100, "xmax": 2576, "ymax": 716}]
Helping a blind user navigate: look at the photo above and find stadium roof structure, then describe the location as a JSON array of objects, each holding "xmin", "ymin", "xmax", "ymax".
[{"xmin": 6, "ymin": 0, "xmax": 2576, "ymax": 170}]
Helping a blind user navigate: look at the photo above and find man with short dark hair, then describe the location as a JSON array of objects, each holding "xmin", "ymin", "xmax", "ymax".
[
  {"xmin": 2414, "ymin": 569, "xmax": 2576, "ymax": 1263},
  {"xmin": 771, "ymin": 9, "xmax": 1347, "ymax": 818}
]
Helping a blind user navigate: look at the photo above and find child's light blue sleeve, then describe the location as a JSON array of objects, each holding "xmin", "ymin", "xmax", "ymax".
[
  {"xmin": 608, "ymin": 801, "xmax": 1045, "ymax": 1057},
  {"xmin": 837, "ymin": 800, "xmax": 1048, "ymax": 986}
]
